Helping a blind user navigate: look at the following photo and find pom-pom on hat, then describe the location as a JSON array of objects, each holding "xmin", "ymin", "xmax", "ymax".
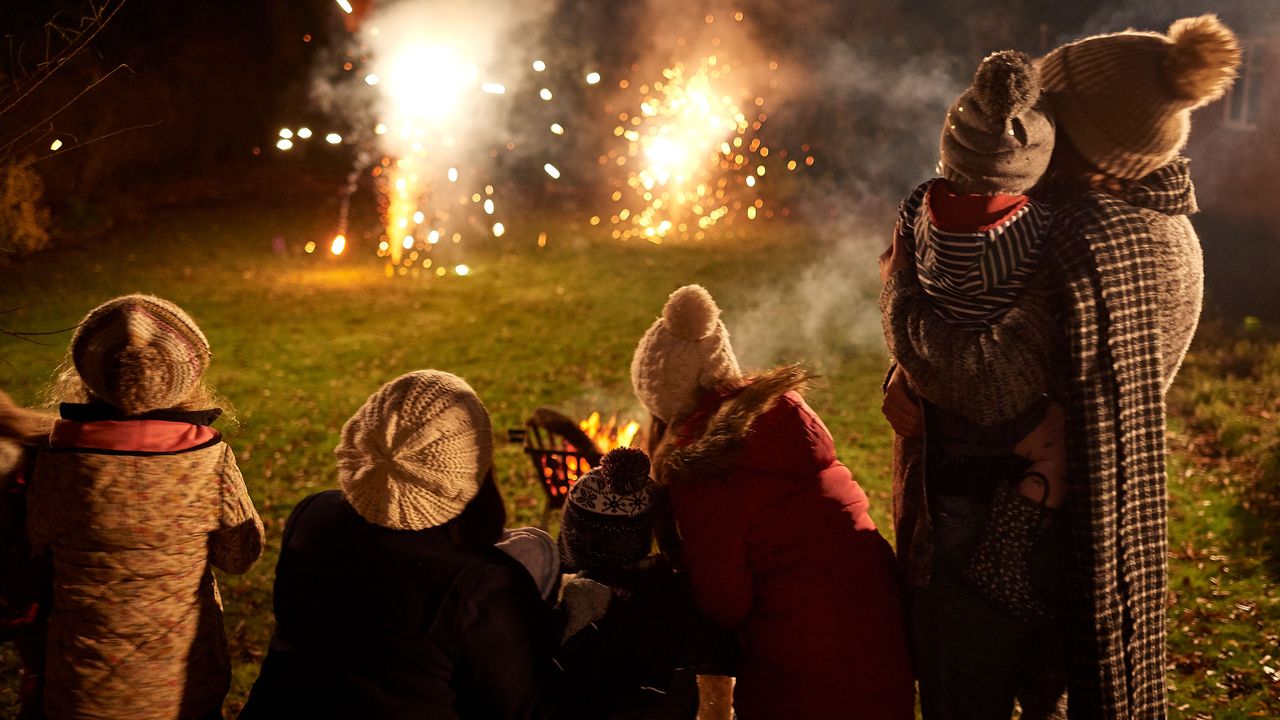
[
  {"xmin": 940, "ymin": 50, "xmax": 1055, "ymax": 195},
  {"xmin": 631, "ymin": 285, "xmax": 742, "ymax": 423},
  {"xmin": 71, "ymin": 294, "xmax": 211, "ymax": 414},
  {"xmin": 1040, "ymin": 14, "xmax": 1240, "ymax": 180},
  {"xmin": 559, "ymin": 446, "xmax": 655, "ymax": 574},
  {"xmin": 335, "ymin": 370, "xmax": 494, "ymax": 531}
]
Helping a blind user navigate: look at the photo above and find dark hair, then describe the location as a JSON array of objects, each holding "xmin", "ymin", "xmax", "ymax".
[{"xmin": 447, "ymin": 467, "xmax": 507, "ymax": 547}]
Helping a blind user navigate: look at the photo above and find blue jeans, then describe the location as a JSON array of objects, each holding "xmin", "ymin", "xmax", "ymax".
[{"xmin": 910, "ymin": 494, "xmax": 1068, "ymax": 720}]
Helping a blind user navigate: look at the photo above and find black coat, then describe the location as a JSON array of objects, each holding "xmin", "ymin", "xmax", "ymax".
[{"xmin": 240, "ymin": 490, "xmax": 559, "ymax": 720}]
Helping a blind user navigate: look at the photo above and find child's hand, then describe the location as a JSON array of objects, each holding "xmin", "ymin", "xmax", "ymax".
[
  {"xmin": 1014, "ymin": 402, "xmax": 1067, "ymax": 508},
  {"xmin": 882, "ymin": 366, "xmax": 923, "ymax": 438},
  {"xmin": 878, "ymin": 222, "xmax": 911, "ymax": 284}
]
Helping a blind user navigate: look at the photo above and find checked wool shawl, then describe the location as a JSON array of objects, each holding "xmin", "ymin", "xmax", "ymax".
[{"xmin": 1046, "ymin": 158, "xmax": 1197, "ymax": 719}]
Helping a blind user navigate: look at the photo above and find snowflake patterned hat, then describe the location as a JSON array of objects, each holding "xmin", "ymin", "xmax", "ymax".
[{"xmin": 558, "ymin": 446, "xmax": 655, "ymax": 574}]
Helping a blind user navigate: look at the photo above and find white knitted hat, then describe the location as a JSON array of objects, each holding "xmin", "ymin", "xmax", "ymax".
[
  {"xmin": 631, "ymin": 285, "xmax": 742, "ymax": 423},
  {"xmin": 335, "ymin": 370, "xmax": 494, "ymax": 530},
  {"xmin": 72, "ymin": 294, "xmax": 211, "ymax": 414}
]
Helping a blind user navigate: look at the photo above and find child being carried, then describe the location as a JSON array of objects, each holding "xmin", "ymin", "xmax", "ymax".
[{"xmin": 886, "ymin": 50, "xmax": 1066, "ymax": 617}]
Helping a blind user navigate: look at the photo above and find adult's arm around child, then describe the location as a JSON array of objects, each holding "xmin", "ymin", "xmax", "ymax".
[{"xmin": 881, "ymin": 266, "xmax": 1063, "ymax": 426}]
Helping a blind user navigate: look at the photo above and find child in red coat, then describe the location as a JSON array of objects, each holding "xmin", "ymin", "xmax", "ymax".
[{"xmin": 633, "ymin": 284, "xmax": 914, "ymax": 720}]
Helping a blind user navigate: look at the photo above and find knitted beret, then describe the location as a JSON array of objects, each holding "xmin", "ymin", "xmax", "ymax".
[
  {"xmin": 940, "ymin": 50, "xmax": 1055, "ymax": 195},
  {"xmin": 71, "ymin": 294, "xmax": 211, "ymax": 414},
  {"xmin": 631, "ymin": 285, "xmax": 742, "ymax": 423},
  {"xmin": 559, "ymin": 447, "xmax": 655, "ymax": 574},
  {"xmin": 1040, "ymin": 14, "xmax": 1240, "ymax": 180},
  {"xmin": 335, "ymin": 370, "xmax": 494, "ymax": 530}
]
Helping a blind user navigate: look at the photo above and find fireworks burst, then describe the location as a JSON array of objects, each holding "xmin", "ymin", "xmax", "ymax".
[
  {"xmin": 270, "ymin": 3, "xmax": 812, "ymax": 267},
  {"xmin": 273, "ymin": 0, "xmax": 542, "ymax": 277},
  {"xmin": 599, "ymin": 14, "xmax": 807, "ymax": 243}
]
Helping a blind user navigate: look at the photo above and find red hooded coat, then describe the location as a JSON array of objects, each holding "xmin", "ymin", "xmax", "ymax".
[{"xmin": 659, "ymin": 367, "xmax": 914, "ymax": 720}]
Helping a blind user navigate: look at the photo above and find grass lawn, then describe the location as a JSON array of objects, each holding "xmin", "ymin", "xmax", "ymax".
[{"xmin": 0, "ymin": 198, "xmax": 1276, "ymax": 717}]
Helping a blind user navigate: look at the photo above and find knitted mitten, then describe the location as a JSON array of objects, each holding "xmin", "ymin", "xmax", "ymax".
[{"xmin": 964, "ymin": 479, "xmax": 1053, "ymax": 621}]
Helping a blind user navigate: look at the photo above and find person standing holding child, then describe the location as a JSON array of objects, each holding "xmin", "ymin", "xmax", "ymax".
[
  {"xmin": 633, "ymin": 284, "xmax": 914, "ymax": 720},
  {"xmin": 28, "ymin": 294, "xmax": 265, "ymax": 720},
  {"xmin": 881, "ymin": 16, "xmax": 1241, "ymax": 718}
]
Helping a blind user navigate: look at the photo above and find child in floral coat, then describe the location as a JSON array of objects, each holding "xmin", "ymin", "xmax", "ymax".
[{"xmin": 28, "ymin": 294, "xmax": 264, "ymax": 720}]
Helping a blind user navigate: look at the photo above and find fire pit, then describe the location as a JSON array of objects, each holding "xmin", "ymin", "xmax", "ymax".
[{"xmin": 509, "ymin": 409, "xmax": 641, "ymax": 517}]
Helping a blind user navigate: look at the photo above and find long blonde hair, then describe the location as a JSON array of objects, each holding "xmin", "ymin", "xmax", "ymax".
[
  {"xmin": 0, "ymin": 389, "xmax": 55, "ymax": 443},
  {"xmin": 44, "ymin": 352, "xmax": 236, "ymax": 423}
]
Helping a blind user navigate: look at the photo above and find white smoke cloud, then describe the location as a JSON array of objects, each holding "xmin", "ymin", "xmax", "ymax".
[{"xmin": 728, "ymin": 40, "xmax": 964, "ymax": 369}]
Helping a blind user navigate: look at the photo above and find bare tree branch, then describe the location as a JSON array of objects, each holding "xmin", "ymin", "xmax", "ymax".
[
  {"xmin": 28, "ymin": 118, "xmax": 161, "ymax": 164},
  {"xmin": 0, "ymin": 0, "xmax": 127, "ymax": 120},
  {"xmin": 0, "ymin": 62, "xmax": 134, "ymax": 157}
]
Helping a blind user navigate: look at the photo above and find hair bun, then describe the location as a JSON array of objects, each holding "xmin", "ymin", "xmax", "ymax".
[
  {"xmin": 662, "ymin": 284, "xmax": 720, "ymax": 341},
  {"xmin": 1164, "ymin": 14, "xmax": 1241, "ymax": 107},
  {"xmin": 972, "ymin": 50, "xmax": 1040, "ymax": 119}
]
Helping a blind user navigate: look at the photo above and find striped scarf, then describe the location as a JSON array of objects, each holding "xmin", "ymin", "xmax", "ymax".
[
  {"xmin": 1046, "ymin": 158, "xmax": 1196, "ymax": 719},
  {"xmin": 901, "ymin": 180, "xmax": 1051, "ymax": 324}
]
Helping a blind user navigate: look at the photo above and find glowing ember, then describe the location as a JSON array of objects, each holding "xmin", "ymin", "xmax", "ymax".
[
  {"xmin": 330, "ymin": 234, "xmax": 347, "ymax": 255},
  {"xmin": 335, "ymin": 0, "xmax": 353, "ymax": 14}
]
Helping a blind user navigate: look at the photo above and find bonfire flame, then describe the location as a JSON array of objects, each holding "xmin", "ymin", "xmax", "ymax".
[{"xmin": 578, "ymin": 411, "xmax": 642, "ymax": 454}]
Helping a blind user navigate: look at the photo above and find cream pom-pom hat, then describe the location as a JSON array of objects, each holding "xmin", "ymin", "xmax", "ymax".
[{"xmin": 631, "ymin": 285, "xmax": 742, "ymax": 423}]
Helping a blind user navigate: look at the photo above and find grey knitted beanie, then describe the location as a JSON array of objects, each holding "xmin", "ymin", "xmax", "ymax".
[
  {"xmin": 940, "ymin": 50, "xmax": 1055, "ymax": 195},
  {"xmin": 336, "ymin": 370, "xmax": 494, "ymax": 530},
  {"xmin": 71, "ymin": 294, "xmax": 211, "ymax": 414},
  {"xmin": 631, "ymin": 285, "xmax": 742, "ymax": 423}
]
